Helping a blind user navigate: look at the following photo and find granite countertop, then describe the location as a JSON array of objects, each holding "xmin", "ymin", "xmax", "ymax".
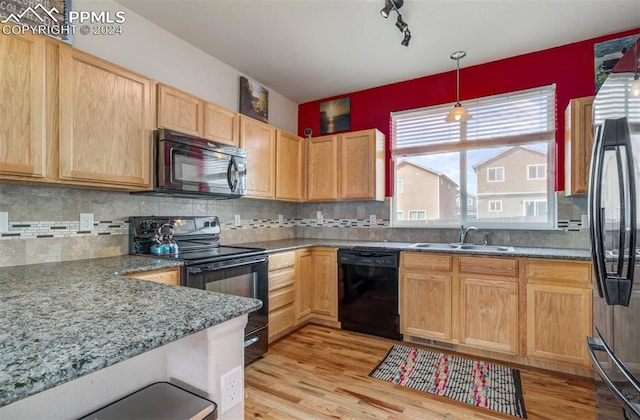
[
  {"xmin": 235, "ymin": 238, "xmax": 592, "ymax": 260},
  {"xmin": 0, "ymin": 255, "xmax": 262, "ymax": 407}
]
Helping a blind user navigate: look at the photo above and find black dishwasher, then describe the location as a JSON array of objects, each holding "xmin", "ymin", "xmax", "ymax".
[{"xmin": 337, "ymin": 249, "xmax": 402, "ymax": 341}]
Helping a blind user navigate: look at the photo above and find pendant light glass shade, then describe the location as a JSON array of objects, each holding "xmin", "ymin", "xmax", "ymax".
[
  {"xmin": 445, "ymin": 50, "xmax": 472, "ymax": 123},
  {"xmin": 445, "ymin": 103, "xmax": 471, "ymax": 122},
  {"xmin": 632, "ymin": 76, "xmax": 640, "ymax": 97}
]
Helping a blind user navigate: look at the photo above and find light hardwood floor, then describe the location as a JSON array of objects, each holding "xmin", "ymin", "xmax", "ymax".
[{"xmin": 245, "ymin": 324, "xmax": 595, "ymax": 419}]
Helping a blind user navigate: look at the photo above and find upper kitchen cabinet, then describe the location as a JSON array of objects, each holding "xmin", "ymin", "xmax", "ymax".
[
  {"xmin": 203, "ymin": 101, "xmax": 239, "ymax": 147},
  {"xmin": 275, "ymin": 129, "xmax": 304, "ymax": 201},
  {"xmin": 0, "ymin": 31, "xmax": 47, "ymax": 179},
  {"xmin": 58, "ymin": 46, "xmax": 153, "ymax": 189},
  {"xmin": 564, "ymin": 96, "xmax": 594, "ymax": 196},
  {"xmin": 240, "ymin": 115, "xmax": 277, "ymax": 198},
  {"xmin": 157, "ymin": 84, "xmax": 240, "ymax": 147},
  {"xmin": 307, "ymin": 129, "xmax": 385, "ymax": 202},
  {"xmin": 339, "ymin": 129, "xmax": 385, "ymax": 201},
  {"xmin": 157, "ymin": 84, "xmax": 203, "ymax": 137},
  {"xmin": 306, "ymin": 135, "xmax": 339, "ymax": 201}
]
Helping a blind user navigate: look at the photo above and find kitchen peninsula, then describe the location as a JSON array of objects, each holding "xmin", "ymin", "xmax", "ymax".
[{"xmin": 0, "ymin": 255, "xmax": 261, "ymax": 419}]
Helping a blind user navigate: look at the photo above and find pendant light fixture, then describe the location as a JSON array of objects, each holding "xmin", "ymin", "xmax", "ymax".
[
  {"xmin": 632, "ymin": 42, "xmax": 640, "ymax": 97},
  {"xmin": 445, "ymin": 50, "xmax": 472, "ymax": 123}
]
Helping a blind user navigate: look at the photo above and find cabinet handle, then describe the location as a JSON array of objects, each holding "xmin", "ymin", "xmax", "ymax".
[{"xmin": 244, "ymin": 335, "xmax": 261, "ymax": 347}]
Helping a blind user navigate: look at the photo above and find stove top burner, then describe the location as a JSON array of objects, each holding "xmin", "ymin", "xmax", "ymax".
[{"xmin": 129, "ymin": 216, "xmax": 265, "ymax": 264}]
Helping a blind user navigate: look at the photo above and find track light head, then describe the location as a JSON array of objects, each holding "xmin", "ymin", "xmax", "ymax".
[
  {"xmin": 395, "ymin": 14, "xmax": 408, "ymax": 32},
  {"xmin": 401, "ymin": 30, "xmax": 411, "ymax": 47},
  {"xmin": 380, "ymin": 0, "xmax": 403, "ymax": 18}
]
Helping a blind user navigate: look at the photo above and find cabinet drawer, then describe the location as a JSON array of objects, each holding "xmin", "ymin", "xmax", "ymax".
[
  {"xmin": 123, "ymin": 267, "xmax": 180, "ymax": 286},
  {"xmin": 459, "ymin": 256, "xmax": 518, "ymax": 278},
  {"xmin": 401, "ymin": 252, "xmax": 452, "ymax": 272},
  {"xmin": 269, "ymin": 304, "xmax": 295, "ymax": 338},
  {"xmin": 269, "ymin": 251, "xmax": 296, "ymax": 271},
  {"xmin": 526, "ymin": 259, "xmax": 592, "ymax": 286},
  {"xmin": 268, "ymin": 267, "xmax": 295, "ymax": 291},
  {"xmin": 269, "ymin": 285, "xmax": 295, "ymax": 311}
]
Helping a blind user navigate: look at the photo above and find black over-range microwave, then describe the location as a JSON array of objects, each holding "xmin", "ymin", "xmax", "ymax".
[{"xmin": 136, "ymin": 129, "xmax": 247, "ymax": 199}]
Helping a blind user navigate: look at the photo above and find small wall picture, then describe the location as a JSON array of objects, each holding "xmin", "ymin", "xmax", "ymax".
[
  {"xmin": 239, "ymin": 76, "xmax": 269, "ymax": 123},
  {"xmin": 594, "ymin": 33, "xmax": 640, "ymax": 92},
  {"xmin": 320, "ymin": 97, "xmax": 350, "ymax": 135}
]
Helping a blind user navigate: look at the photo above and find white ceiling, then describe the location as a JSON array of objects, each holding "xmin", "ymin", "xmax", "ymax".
[{"xmin": 116, "ymin": 0, "xmax": 640, "ymax": 104}]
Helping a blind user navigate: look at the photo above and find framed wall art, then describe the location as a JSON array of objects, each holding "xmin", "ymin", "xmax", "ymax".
[
  {"xmin": 239, "ymin": 76, "xmax": 269, "ymax": 123},
  {"xmin": 320, "ymin": 97, "xmax": 350, "ymax": 134}
]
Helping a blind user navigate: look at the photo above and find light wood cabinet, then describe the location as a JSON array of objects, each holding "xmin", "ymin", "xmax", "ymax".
[
  {"xmin": 268, "ymin": 251, "xmax": 297, "ymax": 343},
  {"xmin": 400, "ymin": 253, "xmax": 452, "ymax": 341},
  {"xmin": 310, "ymin": 247, "xmax": 338, "ymax": 320},
  {"xmin": 0, "ymin": 31, "xmax": 47, "ymax": 179},
  {"xmin": 295, "ymin": 249, "xmax": 313, "ymax": 323},
  {"xmin": 203, "ymin": 101, "xmax": 239, "ymax": 146},
  {"xmin": 525, "ymin": 259, "xmax": 592, "ymax": 366},
  {"xmin": 240, "ymin": 115, "xmax": 277, "ymax": 198},
  {"xmin": 306, "ymin": 135, "xmax": 339, "ymax": 201},
  {"xmin": 123, "ymin": 267, "xmax": 180, "ymax": 286},
  {"xmin": 157, "ymin": 84, "xmax": 203, "ymax": 137},
  {"xmin": 458, "ymin": 255, "xmax": 519, "ymax": 356},
  {"xmin": 564, "ymin": 96, "xmax": 594, "ymax": 196},
  {"xmin": 339, "ymin": 129, "xmax": 385, "ymax": 201},
  {"xmin": 58, "ymin": 46, "xmax": 153, "ymax": 189},
  {"xmin": 275, "ymin": 130, "xmax": 304, "ymax": 201}
]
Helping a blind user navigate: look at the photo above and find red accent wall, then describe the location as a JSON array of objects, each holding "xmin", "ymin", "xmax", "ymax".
[{"xmin": 298, "ymin": 28, "xmax": 640, "ymax": 196}]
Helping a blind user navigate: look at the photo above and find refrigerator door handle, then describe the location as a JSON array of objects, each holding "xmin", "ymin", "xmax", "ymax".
[
  {"xmin": 587, "ymin": 335, "xmax": 640, "ymax": 418},
  {"xmin": 589, "ymin": 124, "xmax": 608, "ymax": 299}
]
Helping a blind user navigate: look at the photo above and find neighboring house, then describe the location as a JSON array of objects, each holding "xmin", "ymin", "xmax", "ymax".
[
  {"xmin": 396, "ymin": 161, "xmax": 458, "ymax": 223},
  {"xmin": 456, "ymin": 192, "xmax": 478, "ymax": 220},
  {"xmin": 473, "ymin": 146, "xmax": 548, "ymax": 222}
]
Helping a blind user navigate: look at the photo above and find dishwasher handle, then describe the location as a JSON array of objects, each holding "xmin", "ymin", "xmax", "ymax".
[{"xmin": 337, "ymin": 249, "xmax": 398, "ymax": 268}]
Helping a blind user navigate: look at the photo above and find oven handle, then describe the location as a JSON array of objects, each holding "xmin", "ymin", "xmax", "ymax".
[
  {"xmin": 244, "ymin": 335, "xmax": 261, "ymax": 348},
  {"xmin": 187, "ymin": 256, "xmax": 268, "ymax": 274}
]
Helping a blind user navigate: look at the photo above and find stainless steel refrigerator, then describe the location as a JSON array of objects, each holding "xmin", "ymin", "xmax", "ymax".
[{"xmin": 588, "ymin": 38, "xmax": 640, "ymax": 419}]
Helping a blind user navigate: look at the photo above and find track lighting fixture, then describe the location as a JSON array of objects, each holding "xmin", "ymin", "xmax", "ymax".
[
  {"xmin": 445, "ymin": 50, "xmax": 472, "ymax": 123},
  {"xmin": 379, "ymin": 0, "xmax": 411, "ymax": 46}
]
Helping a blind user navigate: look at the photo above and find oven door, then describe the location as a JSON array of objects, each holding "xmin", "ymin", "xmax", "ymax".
[
  {"xmin": 185, "ymin": 258, "xmax": 268, "ymax": 365},
  {"xmin": 157, "ymin": 138, "xmax": 246, "ymax": 197}
]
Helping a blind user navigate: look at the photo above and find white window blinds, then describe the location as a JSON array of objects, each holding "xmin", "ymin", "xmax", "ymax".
[{"xmin": 391, "ymin": 85, "xmax": 556, "ymax": 155}]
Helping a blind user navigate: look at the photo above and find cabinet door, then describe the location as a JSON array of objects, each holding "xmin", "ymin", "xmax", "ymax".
[
  {"xmin": 564, "ymin": 96, "xmax": 594, "ymax": 196},
  {"xmin": 526, "ymin": 283, "xmax": 592, "ymax": 366},
  {"xmin": 275, "ymin": 130, "xmax": 304, "ymax": 201},
  {"xmin": 311, "ymin": 248, "xmax": 337, "ymax": 319},
  {"xmin": 339, "ymin": 130, "xmax": 384, "ymax": 200},
  {"xmin": 157, "ymin": 84, "xmax": 203, "ymax": 137},
  {"xmin": 295, "ymin": 249, "xmax": 312, "ymax": 322},
  {"xmin": 123, "ymin": 267, "xmax": 180, "ymax": 286},
  {"xmin": 239, "ymin": 116, "xmax": 276, "ymax": 198},
  {"xmin": 0, "ymin": 32, "xmax": 46, "ymax": 178},
  {"xmin": 460, "ymin": 277, "xmax": 518, "ymax": 354},
  {"xmin": 203, "ymin": 102, "xmax": 239, "ymax": 146},
  {"xmin": 400, "ymin": 271, "xmax": 452, "ymax": 341},
  {"xmin": 306, "ymin": 135, "xmax": 338, "ymax": 201},
  {"xmin": 58, "ymin": 47, "xmax": 152, "ymax": 188}
]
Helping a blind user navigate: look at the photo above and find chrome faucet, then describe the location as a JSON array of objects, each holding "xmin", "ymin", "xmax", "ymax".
[{"xmin": 459, "ymin": 225, "xmax": 479, "ymax": 244}]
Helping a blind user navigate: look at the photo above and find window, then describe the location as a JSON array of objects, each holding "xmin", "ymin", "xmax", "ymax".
[
  {"xmin": 527, "ymin": 164, "xmax": 546, "ymax": 180},
  {"xmin": 488, "ymin": 200, "xmax": 502, "ymax": 212},
  {"xmin": 408, "ymin": 210, "xmax": 427, "ymax": 221},
  {"xmin": 397, "ymin": 179, "xmax": 404, "ymax": 193},
  {"xmin": 397, "ymin": 210, "xmax": 403, "ymax": 220},
  {"xmin": 487, "ymin": 167, "xmax": 505, "ymax": 182},
  {"xmin": 391, "ymin": 85, "xmax": 556, "ymax": 228}
]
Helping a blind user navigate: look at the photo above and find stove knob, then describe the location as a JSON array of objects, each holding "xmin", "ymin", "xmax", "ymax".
[
  {"xmin": 204, "ymin": 221, "xmax": 210, "ymax": 227},
  {"xmin": 211, "ymin": 219, "xmax": 217, "ymax": 226},
  {"xmin": 149, "ymin": 221, "xmax": 158, "ymax": 230},
  {"xmin": 140, "ymin": 221, "xmax": 149, "ymax": 231}
]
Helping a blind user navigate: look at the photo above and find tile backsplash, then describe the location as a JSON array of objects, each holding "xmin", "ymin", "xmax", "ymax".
[{"xmin": 0, "ymin": 183, "xmax": 588, "ymax": 267}]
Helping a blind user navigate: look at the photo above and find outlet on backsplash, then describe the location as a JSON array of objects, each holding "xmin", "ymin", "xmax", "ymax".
[
  {"xmin": 234, "ymin": 215, "xmax": 241, "ymax": 226},
  {"xmin": 79, "ymin": 213, "xmax": 94, "ymax": 231},
  {"xmin": 316, "ymin": 211, "xmax": 323, "ymax": 225},
  {"xmin": 369, "ymin": 215, "xmax": 376, "ymax": 225},
  {"xmin": 0, "ymin": 212, "xmax": 8, "ymax": 233}
]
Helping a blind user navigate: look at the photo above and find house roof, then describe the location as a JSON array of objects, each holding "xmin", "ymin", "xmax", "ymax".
[
  {"xmin": 397, "ymin": 160, "xmax": 459, "ymax": 187},
  {"xmin": 471, "ymin": 145, "xmax": 547, "ymax": 171}
]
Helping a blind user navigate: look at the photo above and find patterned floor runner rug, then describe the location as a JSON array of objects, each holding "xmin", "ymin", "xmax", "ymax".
[{"xmin": 370, "ymin": 345, "xmax": 527, "ymax": 418}]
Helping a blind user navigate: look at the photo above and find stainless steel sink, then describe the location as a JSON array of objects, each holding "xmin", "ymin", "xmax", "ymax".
[{"xmin": 409, "ymin": 242, "xmax": 515, "ymax": 253}]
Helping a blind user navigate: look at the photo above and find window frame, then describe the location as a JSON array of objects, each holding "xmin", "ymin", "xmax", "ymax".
[
  {"xmin": 390, "ymin": 84, "xmax": 557, "ymax": 230},
  {"xmin": 408, "ymin": 210, "xmax": 427, "ymax": 221},
  {"xmin": 487, "ymin": 167, "xmax": 505, "ymax": 182},
  {"xmin": 397, "ymin": 179, "xmax": 404, "ymax": 193},
  {"xmin": 527, "ymin": 163, "xmax": 546, "ymax": 180},
  {"xmin": 488, "ymin": 200, "xmax": 503, "ymax": 212}
]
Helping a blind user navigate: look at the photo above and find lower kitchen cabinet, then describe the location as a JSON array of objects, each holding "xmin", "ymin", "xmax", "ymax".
[
  {"xmin": 525, "ymin": 259, "xmax": 592, "ymax": 366},
  {"xmin": 400, "ymin": 252, "xmax": 452, "ymax": 341},
  {"xmin": 295, "ymin": 248, "xmax": 313, "ymax": 323},
  {"xmin": 458, "ymin": 256, "xmax": 519, "ymax": 354},
  {"xmin": 310, "ymin": 247, "xmax": 338, "ymax": 321},
  {"xmin": 122, "ymin": 267, "xmax": 180, "ymax": 286},
  {"xmin": 267, "ymin": 251, "xmax": 296, "ymax": 343}
]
